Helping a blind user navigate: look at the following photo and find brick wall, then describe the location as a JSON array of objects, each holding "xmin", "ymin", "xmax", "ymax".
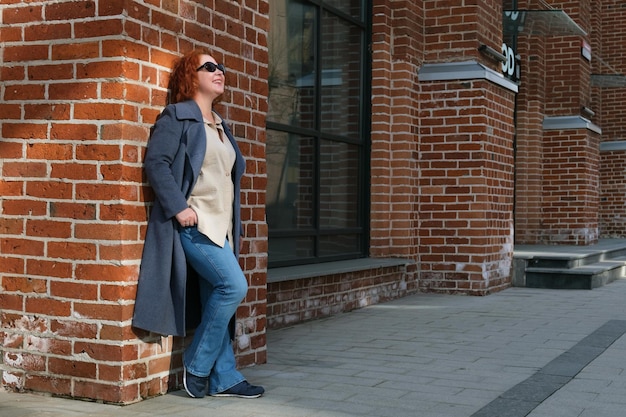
[
  {"xmin": 418, "ymin": 0, "xmax": 516, "ymax": 294},
  {"xmin": 267, "ymin": 263, "xmax": 418, "ymax": 329},
  {"xmin": 417, "ymin": 79, "xmax": 516, "ymax": 294},
  {"xmin": 369, "ymin": 0, "xmax": 422, "ymax": 260},
  {"xmin": 513, "ymin": 32, "xmax": 547, "ymax": 244},
  {"xmin": 514, "ymin": 0, "xmax": 601, "ymax": 245},
  {"xmin": 541, "ymin": 129, "xmax": 600, "ymax": 244},
  {"xmin": 0, "ymin": 0, "xmax": 269, "ymax": 403},
  {"xmin": 423, "ymin": 0, "xmax": 503, "ymax": 63},
  {"xmin": 597, "ymin": 1, "xmax": 626, "ymax": 238}
]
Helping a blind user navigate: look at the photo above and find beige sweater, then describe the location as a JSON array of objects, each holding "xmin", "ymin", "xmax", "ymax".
[{"xmin": 187, "ymin": 112, "xmax": 237, "ymax": 250}]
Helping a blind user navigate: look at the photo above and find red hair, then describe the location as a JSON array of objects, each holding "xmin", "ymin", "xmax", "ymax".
[{"xmin": 168, "ymin": 48, "xmax": 218, "ymax": 104}]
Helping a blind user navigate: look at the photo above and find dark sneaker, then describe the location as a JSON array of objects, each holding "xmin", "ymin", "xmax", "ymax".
[
  {"xmin": 212, "ymin": 381, "xmax": 265, "ymax": 399},
  {"xmin": 183, "ymin": 367, "xmax": 208, "ymax": 398}
]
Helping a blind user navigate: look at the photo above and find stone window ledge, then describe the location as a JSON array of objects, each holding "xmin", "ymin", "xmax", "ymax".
[{"xmin": 267, "ymin": 258, "xmax": 414, "ymax": 284}]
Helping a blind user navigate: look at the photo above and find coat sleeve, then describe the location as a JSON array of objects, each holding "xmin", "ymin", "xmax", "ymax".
[{"xmin": 144, "ymin": 105, "xmax": 190, "ymax": 220}]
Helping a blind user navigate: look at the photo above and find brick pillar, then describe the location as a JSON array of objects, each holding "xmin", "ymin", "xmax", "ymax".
[
  {"xmin": 541, "ymin": 126, "xmax": 600, "ymax": 244},
  {"xmin": 417, "ymin": 77, "xmax": 516, "ymax": 294},
  {"xmin": 0, "ymin": 0, "xmax": 268, "ymax": 403},
  {"xmin": 417, "ymin": 0, "xmax": 516, "ymax": 294},
  {"xmin": 370, "ymin": 0, "xmax": 422, "ymax": 261},
  {"xmin": 514, "ymin": 32, "xmax": 547, "ymax": 244},
  {"xmin": 540, "ymin": 0, "xmax": 598, "ymax": 244},
  {"xmin": 597, "ymin": 1, "xmax": 626, "ymax": 238}
]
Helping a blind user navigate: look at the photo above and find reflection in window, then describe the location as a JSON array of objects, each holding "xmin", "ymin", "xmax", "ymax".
[
  {"xmin": 268, "ymin": 0, "xmax": 316, "ymax": 129},
  {"xmin": 266, "ymin": 131, "xmax": 315, "ymax": 230}
]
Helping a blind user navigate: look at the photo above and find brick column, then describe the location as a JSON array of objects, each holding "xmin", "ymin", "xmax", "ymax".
[
  {"xmin": 0, "ymin": 0, "xmax": 268, "ymax": 403},
  {"xmin": 541, "ymin": 122, "xmax": 600, "ymax": 244},
  {"xmin": 544, "ymin": 0, "xmax": 599, "ymax": 245},
  {"xmin": 370, "ymin": 0, "xmax": 422, "ymax": 260},
  {"xmin": 513, "ymin": 33, "xmax": 547, "ymax": 244},
  {"xmin": 417, "ymin": 72, "xmax": 516, "ymax": 294},
  {"xmin": 416, "ymin": 0, "xmax": 517, "ymax": 294},
  {"xmin": 597, "ymin": 1, "xmax": 626, "ymax": 238}
]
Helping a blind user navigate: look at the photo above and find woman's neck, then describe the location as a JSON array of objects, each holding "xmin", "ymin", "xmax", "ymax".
[{"xmin": 193, "ymin": 96, "xmax": 214, "ymax": 122}]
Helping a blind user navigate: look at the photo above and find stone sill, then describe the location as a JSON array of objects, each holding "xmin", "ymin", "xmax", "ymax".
[{"xmin": 267, "ymin": 258, "xmax": 414, "ymax": 284}]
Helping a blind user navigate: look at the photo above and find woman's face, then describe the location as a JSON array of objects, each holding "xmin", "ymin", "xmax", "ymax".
[{"xmin": 196, "ymin": 54, "xmax": 225, "ymax": 100}]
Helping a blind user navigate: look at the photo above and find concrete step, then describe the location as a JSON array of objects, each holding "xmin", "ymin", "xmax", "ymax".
[
  {"xmin": 525, "ymin": 258, "xmax": 626, "ymax": 289},
  {"xmin": 512, "ymin": 239, "xmax": 626, "ymax": 290}
]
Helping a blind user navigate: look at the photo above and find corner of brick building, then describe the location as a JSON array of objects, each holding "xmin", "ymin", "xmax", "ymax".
[{"xmin": 0, "ymin": 0, "xmax": 268, "ymax": 404}]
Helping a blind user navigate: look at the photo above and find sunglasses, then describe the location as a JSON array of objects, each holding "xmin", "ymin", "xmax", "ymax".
[{"xmin": 196, "ymin": 62, "xmax": 226, "ymax": 74}]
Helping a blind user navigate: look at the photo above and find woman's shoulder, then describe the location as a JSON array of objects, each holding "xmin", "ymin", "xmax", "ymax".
[{"xmin": 165, "ymin": 100, "xmax": 202, "ymax": 122}]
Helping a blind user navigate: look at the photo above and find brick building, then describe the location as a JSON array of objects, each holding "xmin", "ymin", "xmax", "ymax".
[{"xmin": 1, "ymin": 0, "xmax": 625, "ymax": 404}]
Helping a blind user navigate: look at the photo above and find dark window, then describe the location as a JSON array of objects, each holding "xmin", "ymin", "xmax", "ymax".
[{"xmin": 267, "ymin": 0, "xmax": 370, "ymax": 267}]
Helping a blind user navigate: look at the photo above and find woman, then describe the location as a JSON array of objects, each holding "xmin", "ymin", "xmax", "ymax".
[{"xmin": 132, "ymin": 49, "xmax": 264, "ymax": 399}]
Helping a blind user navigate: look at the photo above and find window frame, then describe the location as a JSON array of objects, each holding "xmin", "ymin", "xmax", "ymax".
[{"xmin": 266, "ymin": 0, "xmax": 372, "ymax": 268}]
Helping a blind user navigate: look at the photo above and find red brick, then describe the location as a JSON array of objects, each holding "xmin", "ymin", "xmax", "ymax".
[
  {"xmin": 50, "ymin": 320, "xmax": 98, "ymax": 339},
  {"xmin": 48, "ymin": 82, "xmax": 98, "ymax": 100},
  {"xmin": 0, "ymin": 293, "xmax": 25, "ymax": 311},
  {"xmin": 77, "ymin": 18, "xmax": 123, "ymax": 40},
  {"xmin": 49, "ymin": 202, "xmax": 97, "ymax": 220},
  {"xmin": 73, "ymin": 381, "xmax": 136, "ymax": 404},
  {"xmin": 50, "ymin": 280, "xmax": 98, "ymax": 300},
  {"xmin": 76, "ymin": 144, "xmax": 121, "ymax": 161},
  {"xmin": 1, "ymin": 200, "xmax": 47, "ymax": 216},
  {"xmin": 3, "ymin": 85, "xmax": 46, "ymax": 102},
  {"xmin": 99, "ymin": 243, "xmax": 144, "ymax": 261},
  {"xmin": 0, "ymin": 103, "xmax": 22, "ymax": 118},
  {"xmin": 0, "ymin": 25, "xmax": 23, "ymax": 43},
  {"xmin": 74, "ymin": 103, "xmax": 124, "ymax": 121},
  {"xmin": 50, "ymin": 163, "xmax": 98, "ymax": 181},
  {"xmin": 99, "ymin": 203, "xmax": 146, "ymax": 221},
  {"xmin": 48, "ymin": 241, "xmax": 97, "ymax": 261},
  {"xmin": 3, "ymin": 44, "xmax": 49, "ymax": 62},
  {"xmin": 102, "ymin": 39, "xmax": 150, "ymax": 61},
  {"xmin": 45, "ymin": 1, "xmax": 95, "ymax": 20},
  {"xmin": 24, "ymin": 375, "xmax": 71, "ymax": 396},
  {"xmin": 51, "ymin": 41, "xmax": 100, "ymax": 60},
  {"xmin": 1, "ymin": 238, "xmax": 45, "ymax": 257},
  {"xmin": 2, "ymin": 161, "xmax": 48, "ymax": 178},
  {"xmin": 100, "ymin": 323, "xmax": 138, "ymax": 341},
  {"xmin": 73, "ymin": 302, "xmax": 135, "ymax": 323},
  {"xmin": 25, "ymin": 296, "xmax": 71, "ymax": 316},
  {"xmin": 100, "ymin": 283, "xmax": 137, "ymax": 302},
  {"xmin": 25, "ymin": 181, "xmax": 73, "ymax": 200},
  {"xmin": 75, "ymin": 263, "xmax": 138, "ymax": 282},
  {"xmin": 97, "ymin": 0, "xmax": 127, "ymax": 16},
  {"xmin": 2, "ymin": 5, "xmax": 43, "ymax": 24},
  {"xmin": 50, "ymin": 123, "xmax": 98, "ymax": 140},
  {"xmin": 24, "ymin": 103, "xmax": 71, "ymax": 120},
  {"xmin": 48, "ymin": 357, "xmax": 96, "ymax": 378},
  {"xmin": 24, "ymin": 23, "xmax": 72, "ymax": 42}
]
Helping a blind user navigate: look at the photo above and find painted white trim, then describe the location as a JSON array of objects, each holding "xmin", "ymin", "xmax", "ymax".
[{"xmin": 418, "ymin": 60, "xmax": 519, "ymax": 93}]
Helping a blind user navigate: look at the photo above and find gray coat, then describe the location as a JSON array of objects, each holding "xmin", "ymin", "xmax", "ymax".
[{"xmin": 132, "ymin": 100, "xmax": 245, "ymax": 337}]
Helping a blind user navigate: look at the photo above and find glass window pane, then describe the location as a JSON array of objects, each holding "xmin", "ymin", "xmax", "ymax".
[
  {"xmin": 319, "ymin": 140, "xmax": 359, "ymax": 228},
  {"xmin": 320, "ymin": 11, "xmax": 363, "ymax": 139},
  {"xmin": 319, "ymin": 234, "xmax": 361, "ymax": 256},
  {"xmin": 323, "ymin": 0, "xmax": 362, "ymax": 20},
  {"xmin": 266, "ymin": 130, "xmax": 316, "ymax": 230},
  {"xmin": 267, "ymin": 0, "xmax": 368, "ymax": 267},
  {"xmin": 269, "ymin": 236, "xmax": 315, "ymax": 263},
  {"xmin": 268, "ymin": 0, "xmax": 316, "ymax": 129}
]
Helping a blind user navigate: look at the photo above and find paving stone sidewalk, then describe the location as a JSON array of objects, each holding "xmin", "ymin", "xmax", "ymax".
[{"xmin": 3, "ymin": 278, "xmax": 626, "ymax": 417}]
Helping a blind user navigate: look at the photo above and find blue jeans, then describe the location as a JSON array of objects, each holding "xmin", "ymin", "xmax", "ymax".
[{"xmin": 179, "ymin": 227, "xmax": 247, "ymax": 394}]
